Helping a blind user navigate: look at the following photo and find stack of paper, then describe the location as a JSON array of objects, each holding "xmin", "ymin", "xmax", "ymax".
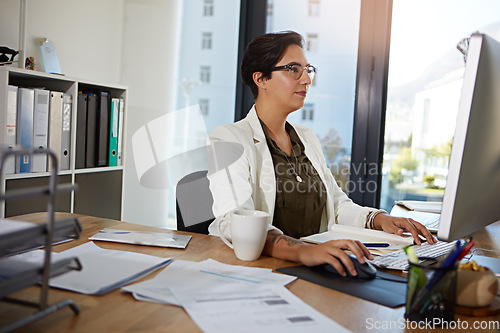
[
  {"xmin": 122, "ymin": 259, "xmax": 295, "ymax": 306},
  {"xmin": 89, "ymin": 228, "xmax": 191, "ymax": 249},
  {"xmin": 123, "ymin": 259, "xmax": 351, "ymax": 333},
  {"xmin": 12, "ymin": 242, "xmax": 171, "ymax": 295}
]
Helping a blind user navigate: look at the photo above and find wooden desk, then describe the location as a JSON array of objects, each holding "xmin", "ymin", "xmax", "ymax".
[{"xmin": 1, "ymin": 213, "xmax": 499, "ymax": 332}]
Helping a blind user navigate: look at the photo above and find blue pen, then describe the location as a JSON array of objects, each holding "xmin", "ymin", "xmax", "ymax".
[{"xmin": 362, "ymin": 243, "xmax": 390, "ymax": 248}]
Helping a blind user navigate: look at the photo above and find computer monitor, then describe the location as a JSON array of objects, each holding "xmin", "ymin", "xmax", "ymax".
[{"xmin": 438, "ymin": 33, "xmax": 500, "ymax": 241}]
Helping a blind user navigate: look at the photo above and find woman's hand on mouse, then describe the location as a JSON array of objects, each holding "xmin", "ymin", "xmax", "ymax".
[
  {"xmin": 297, "ymin": 239, "xmax": 373, "ymax": 277},
  {"xmin": 373, "ymin": 213, "xmax": 437, "ymax": 245}
]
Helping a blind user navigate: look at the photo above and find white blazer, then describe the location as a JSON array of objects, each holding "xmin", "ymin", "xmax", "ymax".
[{"xmin": 207, "ymin": 105, "xmax": 373, "ymax": 239}]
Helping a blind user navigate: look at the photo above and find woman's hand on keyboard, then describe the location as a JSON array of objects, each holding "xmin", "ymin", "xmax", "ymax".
[{"xmin": 373, "ymin": 213, "xmax": 437, "ymax": 245}]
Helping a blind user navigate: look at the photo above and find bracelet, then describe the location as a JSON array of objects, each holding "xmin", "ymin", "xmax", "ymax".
[{"xmin": 366, "ymin": 209, "xmax": 387, "ymax": 230}]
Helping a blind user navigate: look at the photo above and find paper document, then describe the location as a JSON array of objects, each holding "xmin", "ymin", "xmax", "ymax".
[
  {"xmin": 395, "ymin": 200, "xmax": 442, "ymax": 213},
  {"xmin": 124, "ymin": 259, "xmax": 348, "ymax": 332},
  {"xmin": 122, "ymin": 259, "xmax": 296, "ymax": 306},
  {"xmin": 171, "ymin": 283, "xmax": 351, "ymax": 333},
  {"xmin": 0, "ymin": 219, "xmax": 36, "ymax": 235},
  {"xmin": 301, "ymin": 224, "xmax": 414, "ymax": 255},
  {"xmin": 18, "ymin": 242, "xmax": 171, "ymax": 295},
  {"xmin": 89, "ymin": 228, "xmax": 191, "ymax": 249}
]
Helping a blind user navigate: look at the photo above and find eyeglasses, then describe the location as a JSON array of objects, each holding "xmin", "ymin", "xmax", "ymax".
[{"xmin": 270, "ymin": 64, "xmax": 316, "ymax": 81}]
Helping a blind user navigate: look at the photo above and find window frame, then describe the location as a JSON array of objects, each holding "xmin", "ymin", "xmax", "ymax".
[
  {"xmin": 349, "ymin": 0, "xmax": 392, "ymax": 208},
  {"xmin": 200, "ymin": 65, "xmax": 211, "ymax": 83},
  {"xmin": 202, "ymin": 32, "xmax": 212, "ymax": 49},
  {"xmin": 203, "ymin": 0, "xmax": 214, "ymax": 16}
]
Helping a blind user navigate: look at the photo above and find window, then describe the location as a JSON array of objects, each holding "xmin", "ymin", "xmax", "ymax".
[
  {"xmin": 267, "ymin": 0, "xmax": 361, "ymax": 193},
  {"xmin": 199, "ymin": 98, "xmax": 209, "ymax": 115},
  {"xmin": 379, "ymin": 0, "xmax": 500, "ymax": 211},
  {"xmin": 308, "ymin": 0, "xmax": 320, "ymax": 17},
  {"xmin": 202, "ymin": 32, "xmax": 212, "ymax": 49},
  {"xmin": 203, "ymin": 0, "xmax": 214, "ymax": 16},
  {"xmin": 306, "ymin": 33, "xmax": 318, "ymax": 52},
  {"xmin": 302, "ymin": 103, "xmax": 314, "ymax": 121},
  {"xmin": 200, "ymin": 66, "xmax": 210, "ymax": 83},
  {"xmin": 172, "ymin": 0, "xmax": 241, "ymax": 229}
]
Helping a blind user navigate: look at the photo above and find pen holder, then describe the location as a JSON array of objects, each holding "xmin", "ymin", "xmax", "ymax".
[{"xmin": 405, "ymin": 262, "xmax": 458, "ymax": 324}]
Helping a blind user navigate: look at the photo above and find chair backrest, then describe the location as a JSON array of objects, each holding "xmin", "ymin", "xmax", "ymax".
[{"xmin": 176, "ymin": 170, "xmax": 215, "ymax": 234}]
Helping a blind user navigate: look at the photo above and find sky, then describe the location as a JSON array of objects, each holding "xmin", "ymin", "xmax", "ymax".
[{"xmin": 389, "ymin": 0, "xmax": 500, "ymax": 86}]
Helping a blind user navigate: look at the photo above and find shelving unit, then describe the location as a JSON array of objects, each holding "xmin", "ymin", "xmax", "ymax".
[
  {"xmin": 0, "ymin": 67, "xmax": 127, "ymax": 219},
  {"xmin": 0, "ymin": 147, "xmax": 82, "ymax": 332}
]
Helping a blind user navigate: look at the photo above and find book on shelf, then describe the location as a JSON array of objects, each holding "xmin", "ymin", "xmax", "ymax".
[
  {"xmin": 75, "ymin": 92, "xmax": 87, "ymax": 169},
  {"xmin": 48, "ymin": 91, "xmax": 63, "ymax": 171},
  {"xmin": 117, "ymin": 98, "xmax": 124, "ymax": 166},
  {"xmin": 96, "ymin": 91, "xmax": 110, "ymax": 167},
  {"xmin": 60, "ymin": 94, "xmax": 72, "ymax": 170},
  {"xmin": 2, "ymin": 85, "xmax": 18, "ymax": 174},
  {"xmin": 394, "ymin": 200, "xmax": 442, "ymax": 214},
  {"xmin": 16, "ymin": 87, "xmax": 34, "ymax": 173},
  {"xmin": 32, "ymin": 89, "xmax": 50, "ymax": 172},
  {"xmin": 108, "ymin": 98, "xmax": 119, "ymax": 167},
  {"xmin": 85, "ymin": 93, "xmax": 98, "ymax": 167}
]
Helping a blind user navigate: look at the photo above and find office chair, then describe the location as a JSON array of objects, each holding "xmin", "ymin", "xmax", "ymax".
[{"xmin": 176, "ymin": 170, "xmax": 215, "ymax": 234}]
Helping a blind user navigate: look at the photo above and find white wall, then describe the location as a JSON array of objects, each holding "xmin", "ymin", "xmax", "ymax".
[
  {"xmin": 0, "ymin": 0, "xmax": 180, "ymax": 228},
  {"xmin": 0, "ymin": 0, "xmax": 124, "ymax": 83},
  {"xmin": 121, "ymin": 0, "xmax": 180, "ymax": 228}
]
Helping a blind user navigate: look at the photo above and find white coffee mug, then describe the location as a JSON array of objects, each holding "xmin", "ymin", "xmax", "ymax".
[{"xmin": 218, "ymin": 209, "xmax": 269, "ymax": 261}]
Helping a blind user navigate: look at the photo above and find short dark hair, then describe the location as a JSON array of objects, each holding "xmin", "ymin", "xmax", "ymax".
[{"xmin": 241, "ymin": 31, "xmax": 304, "ymax": 99}]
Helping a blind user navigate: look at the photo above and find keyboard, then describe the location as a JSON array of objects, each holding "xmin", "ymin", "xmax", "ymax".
[
  {"xmin": 368, "ymin": 241, "xmax": 456, "ymax": 270},
  {"xmin": 425, "ymin": 218, "xmax": 440, "ymax": 230}
]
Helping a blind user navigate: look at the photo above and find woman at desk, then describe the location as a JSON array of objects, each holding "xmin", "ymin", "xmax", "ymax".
[{"xmin": 207, "ymin": 31, "xmax": 435, "ymax": 277}]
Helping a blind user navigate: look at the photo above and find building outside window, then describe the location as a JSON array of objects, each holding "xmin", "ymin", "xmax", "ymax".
[
  {"xmin": 202, "ymin": 32, "xmax": 212, "ymax": 49},
  {"xmin": 203, "ymin": 0, "xmax": 214, "ymax": 16},
  {"xmin": 173, "ymin": 0, "xmax": 241, "ymax": 228},
  {"xmin": 308, "ymin": 0, "xmax": 320, "ymax": 17},
  {"xmin": 199, "ymin": 98, "xmax": 209, "ymax": 115}
]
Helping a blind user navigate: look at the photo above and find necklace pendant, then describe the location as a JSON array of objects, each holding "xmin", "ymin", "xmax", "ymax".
[{"xmin": 296, "ymin": 175, "xmax": 303, "ymax": 182}]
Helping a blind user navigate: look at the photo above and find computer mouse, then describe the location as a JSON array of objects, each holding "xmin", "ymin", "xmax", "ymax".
[{"xmin": 323, "ymin": 254, "xmax": 377, "ymax": 279}]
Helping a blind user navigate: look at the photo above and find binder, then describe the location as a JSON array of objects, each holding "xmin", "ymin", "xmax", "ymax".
[
  {"xmin": 75, "ymin": 92, "xmax": 87, "ymax": 169},
  {"xmin": 32, "ymin": 89, "xmax": 50, "ymax": 172},
  {"xmin": 85, "ymin": 93, "xmax": 98, "ymax": 167},
  {"xmin": 48, "ymin": 91, "xmax": 63, "ymax": 171},
  {"xmin": 2, "ymin": 85, "xmax": 17, "ymax": 174},
  {"xmin": 16, "ymin": 88, "xmax": 34, "ymax": 173},
  {"xmin": 108, "ymin": 98, "xmax": 119, "ymax": 167},
  {"xmin": 96, "ymin": 91, "xmax": 110, "ymax": 167},
  {"xmin": 60, "ymin": 94, "xmax": 72, "ymax": 170},
  {"xmin": 117, "ymin": 98, "xmax": 124, "ymax": 166}
]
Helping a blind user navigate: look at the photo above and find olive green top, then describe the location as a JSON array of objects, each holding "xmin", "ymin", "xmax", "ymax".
[{"xmin": 260, "ymin": 120, "xmax": 327, "ymax": 239}]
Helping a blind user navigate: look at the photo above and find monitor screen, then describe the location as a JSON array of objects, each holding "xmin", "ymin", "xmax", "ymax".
[{"xmin": 438, "ymin": 33, "xmax": 500, "ymax": 241}]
